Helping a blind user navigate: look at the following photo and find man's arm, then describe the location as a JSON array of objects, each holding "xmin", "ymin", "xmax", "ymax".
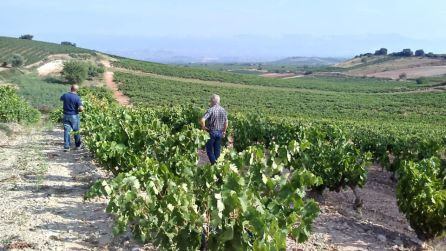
[
  {"xmin": 200, "ymin": 118, "xmax": 208, "ymax": 131},
  {"xmin": 223, "ymin": 120, "xmax": 228, "ymax": 136},
  {"xmin": 78, "ymin": 98, "xmax": 84, "ymax": 112},
  {"xmin": 201, "ymin": 110, "xmax": 211, "ymax": 131}
]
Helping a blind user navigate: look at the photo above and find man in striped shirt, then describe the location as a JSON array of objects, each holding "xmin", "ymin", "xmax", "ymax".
[{"xmin": 200, "ymin": 94, "xmax": 228, "ymax": 165}]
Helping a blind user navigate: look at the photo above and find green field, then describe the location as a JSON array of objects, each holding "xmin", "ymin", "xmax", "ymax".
[
  {"xmin": 113, "ymin": 68, "xmax": 446, "ymax": 130},
  {"xmin": 114, "ymin": 59, "xmax": 440, "ymax": 93},
  {"xmin": 0, "ymin": 36, "xmax": 94, "ymax": 65}
]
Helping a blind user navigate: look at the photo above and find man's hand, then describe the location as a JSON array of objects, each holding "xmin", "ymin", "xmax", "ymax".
[
  {"xmin": 78, "ymin": 106, "xmax": 84, "ymax": 112},
  {"xmin": 223, "ymin": 131, "xmax": 226, "ymax": 137}
]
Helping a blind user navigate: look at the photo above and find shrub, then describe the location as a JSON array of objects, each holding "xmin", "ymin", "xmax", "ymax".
[
  {"xmin": 62, "ymin": 61, "xmax": 88, "ymax": 84},
  {"xmin": 416, "ymin": 77, "xmax": 428, "ymax": 85},
  {"xmin": 1, "ymin": 62, "xmax": 7, "ymax": 67},
  {"xmin": 399, "ymin": 72, "xmax": 407, "ymax": 80},
  {"xmin": 361, "ymin": 58, "xmax": 367, "ymax": 63},
  {"xmin": 87, "ymin": 63, "xmax": 105, "ymax": 79},
  {"xmin": 9, "ymin": 54, "xmax": 24, "ymax": 68},
  {"xmin": 19, "ymin": 34, "xmax": 33, "ymax": 40},
  {"xmin": 0, "ymin": 86, "xmax": 40, "ymax": 123}
]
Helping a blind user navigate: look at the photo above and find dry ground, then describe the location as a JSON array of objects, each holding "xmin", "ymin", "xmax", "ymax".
[
  {"xmin": 0, "ymin": 124, "xmax": 142, "ymax": 250},
  {"xmin": 341, "ymin": 57, "xmax": 446, "ymax": 79}
]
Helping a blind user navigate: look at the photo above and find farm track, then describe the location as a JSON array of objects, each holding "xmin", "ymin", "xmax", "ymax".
[{"xmin": 102, "ymin": 61, "xmax": 131, "ymax": 106}]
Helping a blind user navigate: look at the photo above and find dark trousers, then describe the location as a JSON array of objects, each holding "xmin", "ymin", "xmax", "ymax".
[{"xmin": 206, "ymin": 130, "xmax": 223, "ymax": 165}]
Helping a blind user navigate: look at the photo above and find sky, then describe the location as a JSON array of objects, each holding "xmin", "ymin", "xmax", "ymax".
[{"xmin": 1, "ymin": 0, "xmax": 445, "ymax": 62}]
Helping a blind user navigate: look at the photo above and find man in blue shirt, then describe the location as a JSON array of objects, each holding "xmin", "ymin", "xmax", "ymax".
[{"xmin": 60, "ymin": 85, "xmax": 84, "ymax": 152}]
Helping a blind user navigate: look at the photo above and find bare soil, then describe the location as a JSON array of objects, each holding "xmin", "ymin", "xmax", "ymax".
[
  {"xmin": 0, "ymin": 124, "xmax": 142, "ymax": 250},
  {"xmin": 366, "ymin": 66, "xmax": 446, "ymax": 79},
  {"xmin": 343, "ymin": 57, "xmax": 446, "ymax": 79},
  {"xmin": 102, "ymin": 60, "xmax": 131, "ymax": 106},
  {"xmin": 260, "ymin": 73, "xmax": 297, "ymax": 78},
  {"xmin": 37, "ymin": 60, "xmax": 64, "ymax": 76}
]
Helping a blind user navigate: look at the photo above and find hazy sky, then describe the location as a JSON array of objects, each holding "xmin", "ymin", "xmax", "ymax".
[{"xmin": 1, "ymin": 0, "xmax": 445, "ymax": 61}]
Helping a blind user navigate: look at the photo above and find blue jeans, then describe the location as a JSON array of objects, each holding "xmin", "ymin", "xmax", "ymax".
[
  {"xmin": 63, "ymin": 114, "xmax": 81, "ymax": 149},
  {"xmin": 206, "ymin": 130, "xmax": 223, "ymax": 165}
]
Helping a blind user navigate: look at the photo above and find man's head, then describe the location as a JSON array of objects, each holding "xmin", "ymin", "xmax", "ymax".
[
  {"xmin": 210, "ymin": 94, "xmax": 220, "ymax": 106},
  {"xmin": 71, "ymin": 84, "xmax": 79, "ymax": 93}
]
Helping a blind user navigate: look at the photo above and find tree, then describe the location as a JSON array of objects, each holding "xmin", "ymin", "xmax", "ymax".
[
  {"xmin": 374, "ymin": 48, "xmax": 388, "ymax": 56},
  {"xmin": 415, "ymin": 49, "xmax": 425, "ymax": 57},
  {"xmin": 19, "ymin": 34, "xmax": 33, "ymax": 40},
  {"xmin": 9, "ymin": 54, "xmax": 24, "ymax": 67},
  {"xmin": 391, "ymin": 49, "xmax": 413, "ymax": 57},
  {"xmin": 62, "ymin": 61, "xmax": 88, "ymax": 84},
  {"xmin": 401, "ymin": 49, "xmax": 413, "ymax": 57},
  {"xmin": 61, "ymin": 41, "xmax": 77, "ymax": 47}
]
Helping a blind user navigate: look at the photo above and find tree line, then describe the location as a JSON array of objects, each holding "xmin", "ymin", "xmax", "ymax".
[{"xmin": 356, "ymin": 48, "xmax": 444, "ymax": 58}]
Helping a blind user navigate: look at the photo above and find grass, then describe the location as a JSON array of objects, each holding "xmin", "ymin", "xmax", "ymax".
[{"xmin": 5, "ymin": 71, "xmax": 70, "ymax": 111}]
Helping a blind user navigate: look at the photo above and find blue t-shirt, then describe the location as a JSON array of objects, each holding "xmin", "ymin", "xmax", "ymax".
[{"xmin": 60, "ymin": 92, "xmax": 83, "ymax": 115}]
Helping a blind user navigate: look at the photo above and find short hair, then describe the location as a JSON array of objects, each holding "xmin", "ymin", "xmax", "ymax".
[
  {"xmin": 71, "ymin": 84, "xmax": 79, "ymax": 92},
  {"xmin": 210, "ymin": 94, "xmax": 220, "ymax": 105}
]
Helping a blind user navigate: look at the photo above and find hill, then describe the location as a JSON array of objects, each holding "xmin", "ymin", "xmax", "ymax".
[
  {"xmin": 271, "ymin": 56, "xmax": 344, "ymax": 66},
  {"xmin": 336, "ymin": 54, "xmax": 446, "ymax": 79},
  {"xmin": 0, "ymin": 36, "xmax": 95, "ymax": 66}
]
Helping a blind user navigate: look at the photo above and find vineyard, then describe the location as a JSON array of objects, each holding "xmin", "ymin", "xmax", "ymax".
[
  {"xmin": 73, "ymin": 89, "xmax": 445, "ymax": 249},
  {"xmin": 0, "ymin": 86, "xmax": 40, "ymax": 123},
  {"xmin": 112, "ymin": 71, "xmax": 446, "ymax": 130},
  {"xmin": 0, "ymin": 36, "xmax": 94, "ymax": 66},
  {"xmin": 113, "ymin": 59, "xmax": 441, "ymax": 93},
  {"xmin": 0, "ymin": 36, "xmax": 444, "ymax": 249}
]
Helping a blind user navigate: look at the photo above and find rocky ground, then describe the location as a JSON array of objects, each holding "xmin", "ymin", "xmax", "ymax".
[{"xmin": 0, "ymin": 125, "xmax": 444, "ymax": 250}]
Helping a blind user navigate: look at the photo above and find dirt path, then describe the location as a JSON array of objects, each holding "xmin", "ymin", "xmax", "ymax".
[
  {"xmin": 0, "ymin": 125, "xmax": 139, "ymax": 250},
  {"xmin": 101, "ymin": 61, "xmax": 131, "ymax": 106}
]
